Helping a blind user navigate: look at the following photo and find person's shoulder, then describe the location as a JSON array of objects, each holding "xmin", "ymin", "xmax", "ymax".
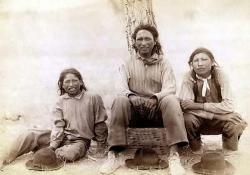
[
  {"xmin": 183, "ymin": 71, "xmax": 192, "ymax": 77},
  {"xmin": 57, "ymin": 94, "xmax": 66, "ymax": 101},
  {"xmin": 119, "ymin": 55, "xmax": 132, "ymax": 66},
  {"xmin": 54, "ymin": 95, "xmax": 65, "ymax": 108},
  {"xmin": 183, "ymin": 71, "xmax": 195, "ymax": 83},
  {"xmin": 158, "ymin": 54, "xmax": 171, "ymax": 65},
  {"xmin": 213, "ymin": 67, "xmax": 229, "ymax": 82},
  {"xmin": 84, "ymin": 91, "xmax": 102, "ymax": 99},
  {"xmin": 214, "ymin": 67, "xmax": 226, "ymax": 76}
]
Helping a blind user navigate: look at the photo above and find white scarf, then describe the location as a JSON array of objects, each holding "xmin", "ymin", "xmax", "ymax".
[{"xmin": 196, "ymin": 74, "xmax": 211, "ymax": 97}]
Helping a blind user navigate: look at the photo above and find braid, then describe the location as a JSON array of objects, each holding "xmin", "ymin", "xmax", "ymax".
[
  {"xmin": 211, "ymin": 66, "xmax": 222, "ymax": 102},
  {"xmin": 188, "ymin": 47, "xmax": 222, "ymax": 102},
  {"xmin": 191, "ymin": 70, "xmax": 198, "ymax": 102}
]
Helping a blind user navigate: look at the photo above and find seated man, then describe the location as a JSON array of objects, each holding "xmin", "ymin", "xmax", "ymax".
[
  {"xmin": 0, "ymin": 68, "xmax": 108, "ymax": 169},
  {"xmin": 179, "ymin": 47, "xmax": 247, "ymax": 154},
  {"xmin": 100, "ymin": 24, "xmax": 188, "ymax": 175}
]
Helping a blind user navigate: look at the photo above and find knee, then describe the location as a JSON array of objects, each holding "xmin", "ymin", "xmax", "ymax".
[
  {"xmin": 160, "ymin": 95, "xmax": 181, "ymax": 108},
  {"xmin": 223, "ymin": 121, "xmax": 243, "ymax": 135},
  {"xmin": 18, "ymin": 130, "xmax": 36, "ymax": 142},
  {"xmin": 56, "ymin": 142, "xmax": 87, "ymax": 162},
  {"xmin": 63, "ymin": 152, "xmax": 80, "ymax": 162},
  {"xmin": 184, "ymin": 113, "xmax": 198, "ymax": 129},
  {"xmin": 55, "ymin": 148, "xmax": 82, "ymax": 162},
  {"xmin": 112, "ymin": 96, "xmax": 130, "ymax": 108},
  {"xmin": 161, "ymin": 95, "xmax": 178, "ymax": 104}
]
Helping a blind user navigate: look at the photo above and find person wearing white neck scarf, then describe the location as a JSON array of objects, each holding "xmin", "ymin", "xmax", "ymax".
[
  {"xmin": 196, "ymin": 74, "xmax": 211, "ymax": 97},
  {"xmin": 179, "ymin": 47, "xmax": 247, "ymax": 156}
]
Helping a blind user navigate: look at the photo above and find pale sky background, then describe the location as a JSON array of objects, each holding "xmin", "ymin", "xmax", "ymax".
[{"xmin": 0, "ymin": 0, "xmax": 249, "ymax": 123}]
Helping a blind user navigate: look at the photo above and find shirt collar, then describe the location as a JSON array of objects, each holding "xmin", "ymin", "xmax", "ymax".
[
  {"xmin": 196, "ymin": 74, "xmax": 211, "ymax": 81},
  {"xmin": 136, "ymin": 52, "xmax": 158, "ymax": 59},
  {"xmin": 136, "ymin": 52, "xmax": 162, "ymax": 65},
  {"xmin": 62, "ymin": 90, "xmax": 85, "ymax": 100}
]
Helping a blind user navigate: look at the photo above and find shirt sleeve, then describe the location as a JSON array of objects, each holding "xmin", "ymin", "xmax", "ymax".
[
  {"xmin": 204, "ymin": 70, "xmax": 234, "ymax": 114},
  {"xmin": 154, "ymin": 59, "xmax": 176, "ymax": 101},
  {"xmin": 50, "ymin": 98, "xmax": 65, "ymax": 149},
  {"xmin": 94, "ymin": 122, "xmax": 108, "ymax": 146},
  {"xmin": 93, "ymin": 94, "xmax": 108, "ymax": 146},
  {"xmin": 186, "ymin": 110, "xmax": 214, "ymax": 120},
  {"xmin": 93, "ymin": 94, "xmax": 108, "ymax": 124},
  {"xmin": 119, "ymin": 62, "xmax": 136, "ymax": 97},
  {"xmin": 179, "ymin": 72, "xmax": 195, "ymax": 101}
]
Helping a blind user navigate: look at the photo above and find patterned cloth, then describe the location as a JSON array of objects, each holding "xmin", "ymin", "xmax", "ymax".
[
  {"xmin": 108, "ymin": 53, "xmax": 188, "ymax": 148},
  {"xmin": 119, "ymin": 53, "xmax": 176, "ymax": 101}
]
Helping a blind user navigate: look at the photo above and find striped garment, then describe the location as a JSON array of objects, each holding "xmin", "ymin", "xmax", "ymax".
[{"xmin": 119, "ymin": 53, "xmax": 176, "ymax": 101}]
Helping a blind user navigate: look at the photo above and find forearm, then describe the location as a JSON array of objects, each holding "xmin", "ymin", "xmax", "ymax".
[
  {"xmin": 204, "ymin": 100, "xmax": 234, "ymax": 114},
  {"xmin": 185, "ymin": 109, "xmax": 214, "ymax": 120},
  {"xmin": 50, "ymin": 112, "xmax": 65, "ymax": 149},
  {"xmin": 191, "ymin": 102, "xmax": 204, "ymax": 110},
  {"xmin": 94, "ymin": 122, "xmax": 108, "ymax": 146},
  {"xmin": 182, "ymin": 101, "xmax": 205, "ymax": 110},
  {"xmin": 50, "ymin": 99, "xmax": 65, "ymax": 149},
  {"xmin": 182, "ymin": 101, "xmax": 214, "ymax": 119},
  {"xmin": 50, "ymin": 125, "xmax": 64, "ymax": 149}
]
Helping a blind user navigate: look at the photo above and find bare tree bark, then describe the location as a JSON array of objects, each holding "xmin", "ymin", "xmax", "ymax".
[{"xmin": 123, "ymin": 0, "xmax": 158, "ymax": 55}]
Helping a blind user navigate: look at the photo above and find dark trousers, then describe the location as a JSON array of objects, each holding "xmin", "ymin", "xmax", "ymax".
[
  {"xmin": 108, "ymin": 95, "xmax": 188, "ymax": 149},
  {"xmin": 184, "ymin": 113, "xmax": 247, "ymax": 151}
]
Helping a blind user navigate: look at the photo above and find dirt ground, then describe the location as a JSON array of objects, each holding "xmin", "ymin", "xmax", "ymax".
[
  {"xmin": 0, "ymin": 116, "xmax": 249, "ymax": 175},
  {"xmin": 1, "ymin": 1, "xmax": 250, "ymax": 175}
]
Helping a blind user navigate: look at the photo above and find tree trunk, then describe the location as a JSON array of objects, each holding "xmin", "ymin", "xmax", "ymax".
[{"xmin": 123, "ymin": 0, "xmax": 158, "ymax": 55}]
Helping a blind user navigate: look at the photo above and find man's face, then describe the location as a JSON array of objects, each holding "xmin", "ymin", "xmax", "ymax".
[
  {"xmin": 191, "ymin": 53, "xmax": 213, "ymax": 78},
  {"xmin": 62, "ymin": 73, "xmax": 82, "ymax": 96},
  {"xmin": 135, "ymin": 29, "xmax": 156, "ymax": 57}
]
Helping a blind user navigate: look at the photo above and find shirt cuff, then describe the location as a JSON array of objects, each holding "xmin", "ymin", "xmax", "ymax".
[
  {"xmin": 205, "ymin": 111, "xmax": 214, "ymax": 120},
  {"xmin": 127, "ymin": 92, "xmax": 136, "ymax": 97},
  {"xmin": 49, "ymin": 141, "xmax": 60, "ymax": 149},
  {"xmin": 153, "ymin": 93, "xmax": 162, "ymax": 101}
]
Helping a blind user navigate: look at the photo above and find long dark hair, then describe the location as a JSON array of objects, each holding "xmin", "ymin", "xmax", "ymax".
[
  {"xmin": 132, "ymin": 24, "xmax": 162, "ymax": 55},
  {"xmin": 188, "ymin": 47, "xmax": 218, "ymax": 66},
  {"xmin": 58, "ymin": 68, "xmax": 87, "ymax": 96},
  {"xmin": 188, "ymin": 47, "xmax": 222, "ymax": 102}
]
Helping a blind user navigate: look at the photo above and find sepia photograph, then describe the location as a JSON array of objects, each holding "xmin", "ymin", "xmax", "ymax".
[{"xmin": 0, "ymin": 0, "xmax": 249, "ymax": 174}]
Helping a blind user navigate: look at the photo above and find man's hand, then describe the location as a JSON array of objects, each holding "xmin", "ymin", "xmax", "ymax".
[
  {"xmin": 143, "ymin": 97, "xmax": 157, "ymax": 110},
  {"xmin": 48, "ymin": 146, "xmax": 56, "ymax": 151},
  {"xmin": 129, "ymin": 95, "xmax": 144, "ymax": 107},
  {"xmin": 213, "ymin": 113, "xmax": 243, "ymax": 125},
  {"xmin": 180, "ymin": 100, "xmax": 203, "ymax": 110}
]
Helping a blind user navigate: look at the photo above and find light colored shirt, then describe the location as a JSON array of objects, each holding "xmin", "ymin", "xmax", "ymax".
[
  {"xmin": 179, "ymin": 68, "xmax": 234, "ymax": 119},
  {"xmin": 50, "ymin": 91, "xmax": 108, "ymax": 148},
  {"xmin": 120, "ymin": 53, "xmax": 176, "ymax": 101}
]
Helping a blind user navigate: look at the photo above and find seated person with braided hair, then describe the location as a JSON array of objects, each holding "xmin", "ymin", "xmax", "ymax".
[{"xmin": 179, "ymin": 47, "xmax": 247, "ymax": 154}]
